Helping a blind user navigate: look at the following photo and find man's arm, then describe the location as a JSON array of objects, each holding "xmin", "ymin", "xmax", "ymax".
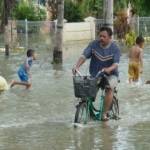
[
  {"xmin": 103, "ymin": 43, "xmax": 120, "ymax": 74},
  {"xmin": 72, "ymin": 41, "xmax": 94, "ymax": 74},
  {"xmin": 103, "ymin": 63, "xmax": 118, "ymax": 74},
  {"xmin": 72, "ymin": 55, "xmax": 86, "ymax": 74},
  {"xmin": 139, "ymin": 49, "xmax": 143, "ymax": 73}
]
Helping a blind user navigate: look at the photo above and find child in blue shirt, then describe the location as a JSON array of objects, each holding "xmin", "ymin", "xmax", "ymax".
[{"xmin": 10, "ymin": 49, "xmax": 36, "ymax": 89}]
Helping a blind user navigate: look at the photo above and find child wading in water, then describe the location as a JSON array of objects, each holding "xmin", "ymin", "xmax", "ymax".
[
  {"xmin": 128, "ymin": 36, "xmax": 144, "ymax": 83},
  {"xmin": 10, "ymin": 49, "xmax": 36, "ymax": 89}
]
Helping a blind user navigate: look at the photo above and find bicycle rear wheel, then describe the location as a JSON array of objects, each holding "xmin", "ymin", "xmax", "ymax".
[
  {"xmin": 74, "ymin": 101, "xmax": 88, "ymax": 124},
  {"xmin": 110, "ymin": 96, "xmax": 119, "ymax": 120}
]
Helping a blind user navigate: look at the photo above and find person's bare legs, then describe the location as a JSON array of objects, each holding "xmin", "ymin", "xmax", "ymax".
[
  {"xmin": 103, "ymin": 88, "xmax": 113, "ymax": 121},
  {"xmin": 129, "ymin": 77, "xmax": 132, "ymax": 84},
  {"xmin": 10, "ymin": 80, "xmax": 31, "ymax": 89}
]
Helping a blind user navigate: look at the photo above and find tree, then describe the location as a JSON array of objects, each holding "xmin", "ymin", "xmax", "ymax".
[
  {"xmin": 0, "ymin": 0, "xmax": 16, "ymax": 56},
  {"xmin": 78, "ymin": 0, "xmax": 103, "ymax": 18},
  {"xmin": 114, "ymin": 0, "xmax": 128, "ymax": 13},
  {"xmin": 53, "ymin": 0, "xmax": 64, "ymax": 63},
  {"xmin": 114, "ymin": 0, "xmax": 150, "ymax": 16},
  {"xmin": 13, "ymin": 0, "xmax": 46, "ymax": 21},
  {"xmin": 38, "ymin": 0, "xmax": 46, "ymax": 5},
  {"xmin": 0, "ymin": 0, "xmax": 16, "ymax": 31},
  {"xmin": 130, "ymin": 0, "xmax": 150, "ymax": 16},
  {"xmin": 64, "ymin": 0, "xmax": 83, "ymax": 22},
  {"xmin": 47, "ymin": 0, "xmax": 57, "ymax": 20}
]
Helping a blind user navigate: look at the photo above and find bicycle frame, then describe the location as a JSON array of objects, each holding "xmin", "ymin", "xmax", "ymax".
[{"xmin": 87, "ymin": 89, "xmax": 105, "ymax": 121}]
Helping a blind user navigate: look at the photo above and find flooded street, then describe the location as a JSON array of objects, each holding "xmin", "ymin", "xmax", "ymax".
[{"xmin": 0, "ymin": 42, "xmax": 150, "ymax": 150}]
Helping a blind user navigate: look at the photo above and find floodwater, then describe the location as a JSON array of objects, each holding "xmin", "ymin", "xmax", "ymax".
[{"xmin": 0, "ymin": 41, "xmax": 150, "ymax": 150}]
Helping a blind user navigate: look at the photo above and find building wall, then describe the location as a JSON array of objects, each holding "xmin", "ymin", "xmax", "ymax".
[{"xmin": 63, "ymin": 17, "xmax": 96, "ymax": 42}]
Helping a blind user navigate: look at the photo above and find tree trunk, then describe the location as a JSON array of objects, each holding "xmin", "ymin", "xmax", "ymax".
[
  {"xmin": 5, "ymin": 44, "xmax": 9, "ymax": 56},
  {"xmin": 0, "ymin": 0, "xmax": 16, "ymax": 56},
  {"xmin": 4, "ymin": 0, "xmax": 10, "ymax": 56},
  {"xmin": 53, "ymin": 0, "xmax": 64, "ymax": 64},
  {"xmin": 4, "ymin": 24, "xmax": 10, "ymax": 56},
  {"xmin": 103, "ymin": 0, "xmax": 113, "ymax": 31}
]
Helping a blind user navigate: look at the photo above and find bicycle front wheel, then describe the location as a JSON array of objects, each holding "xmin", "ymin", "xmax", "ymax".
[{"xmin": 74, "ymin": 101, "xmax": 88, "ymax": 124}]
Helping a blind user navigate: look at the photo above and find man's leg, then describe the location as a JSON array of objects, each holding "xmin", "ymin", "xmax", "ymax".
[
  {"xmin": 102, "ymin": 75, "xmax": 118, "ymax": 121},
  {"xmin": 104, "ymin": 88, "xmax": 113, "ymax": 113},
  {"xmin": 102, "ymin": 88, "xmax": 113, "ymax": 121}
]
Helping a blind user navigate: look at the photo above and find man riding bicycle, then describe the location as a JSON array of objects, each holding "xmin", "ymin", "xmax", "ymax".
[{"xmin": 72, "ymin": 26, "xmax": 121, "ymax": 121}]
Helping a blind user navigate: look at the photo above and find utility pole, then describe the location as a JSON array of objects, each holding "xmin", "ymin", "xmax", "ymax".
[
  {"xmin": 103, "ymin": 0, "xmax": 113, "ymax": 31},
  {"xmin": 53, "ymin": 0, "xmax": 64, "ymax": 64}
]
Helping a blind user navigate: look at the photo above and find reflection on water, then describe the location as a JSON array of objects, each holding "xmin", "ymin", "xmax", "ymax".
[{"xmin": 0, "ymin": 42, "xmax": 150, "ymax": 150}]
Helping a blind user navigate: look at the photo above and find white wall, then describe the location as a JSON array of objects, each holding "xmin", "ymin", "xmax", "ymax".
[{"xmin": 63, "ymin": 19, "xmax": 95, "ymax": 42}]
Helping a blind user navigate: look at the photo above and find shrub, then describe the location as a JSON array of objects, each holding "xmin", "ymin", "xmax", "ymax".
[
  {"xmin": 125, "ymin": 31, "xmax": 136, "ymax": 47},
  {"xmin": 64, "ymin": 0, "xmax": 84, "ymax": 22},
  {"xmin": 12, "ymin": 1, "xmax": 46, "ymax": 21}
]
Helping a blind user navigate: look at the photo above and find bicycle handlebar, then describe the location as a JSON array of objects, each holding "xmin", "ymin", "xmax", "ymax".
[
  {"xmin": 74, "ymin": 69, "xmax": 107, "ymax": 79},
  {"xmin": 95, "ymin": 70, "xmax": 105, "ymax": 78},
  {"xmin": 74, "ymin": 69, "xmax": 82, "ymax": 76}
]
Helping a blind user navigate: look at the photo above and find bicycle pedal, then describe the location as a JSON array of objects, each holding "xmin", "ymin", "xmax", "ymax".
[{"xmin": 113, "ymin": 116, "xmax": 121, "ymax": 120}]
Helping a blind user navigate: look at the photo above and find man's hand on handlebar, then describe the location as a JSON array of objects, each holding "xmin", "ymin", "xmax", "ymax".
[
  {"xmin": 72, "ymin": 67, "xmax": 77, "ymax": 75},
  {"xmin": 72, "ymin": 67, "xmax": 82, "ymax": 76},
  {"xmin": 96, "ymin": 69, "xmax": 109, "ymax": 78},
  {"xmin": 102, "ymin": 67, "xmax": 111, "ymax": 74},
  {"xmin": 72, "ymin": 67, "xmax": 75, "ymax": 75}
]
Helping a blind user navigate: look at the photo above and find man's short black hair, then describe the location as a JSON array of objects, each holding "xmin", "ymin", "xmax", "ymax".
[
  {"xmin": 99, "ymin": 26, "xmax": 113, "ymax": 37},
  {"xmin": 27, "ymin": 49, "xmax": 34, "ymax": 57},
  {"xmin": 136, "ymin": 36, "xmax": 145, "ymax": 44}
]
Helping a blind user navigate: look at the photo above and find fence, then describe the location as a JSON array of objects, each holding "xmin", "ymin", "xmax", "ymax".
[
  {"xmin": 0, "ymin": 17, "xmax": 150, "ymax": 50},
  {"xmin": 0, "ymin": 20, "xmax": 56, "ymax": 51},
  {"xmin": 16, "ymin": 20, "xmax": 56, "ymax": 50},
  {"xmin": 139, "ymin": 17, "xmax": 150, "ymax": 37}
]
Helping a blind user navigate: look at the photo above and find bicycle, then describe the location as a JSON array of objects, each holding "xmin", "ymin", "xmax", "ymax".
[{"xmin": 73, "ymin": 70, "xmax": 120, "ymax": 124}]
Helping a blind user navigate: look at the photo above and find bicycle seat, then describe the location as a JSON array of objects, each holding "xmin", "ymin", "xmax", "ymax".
[
  {"xmin": 95, "ymin": 71, "xmax": 106, "ymax": 78},
  {"xmin": 97, "ymin": 75, "xmax": 109, "ymax": 90}
]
